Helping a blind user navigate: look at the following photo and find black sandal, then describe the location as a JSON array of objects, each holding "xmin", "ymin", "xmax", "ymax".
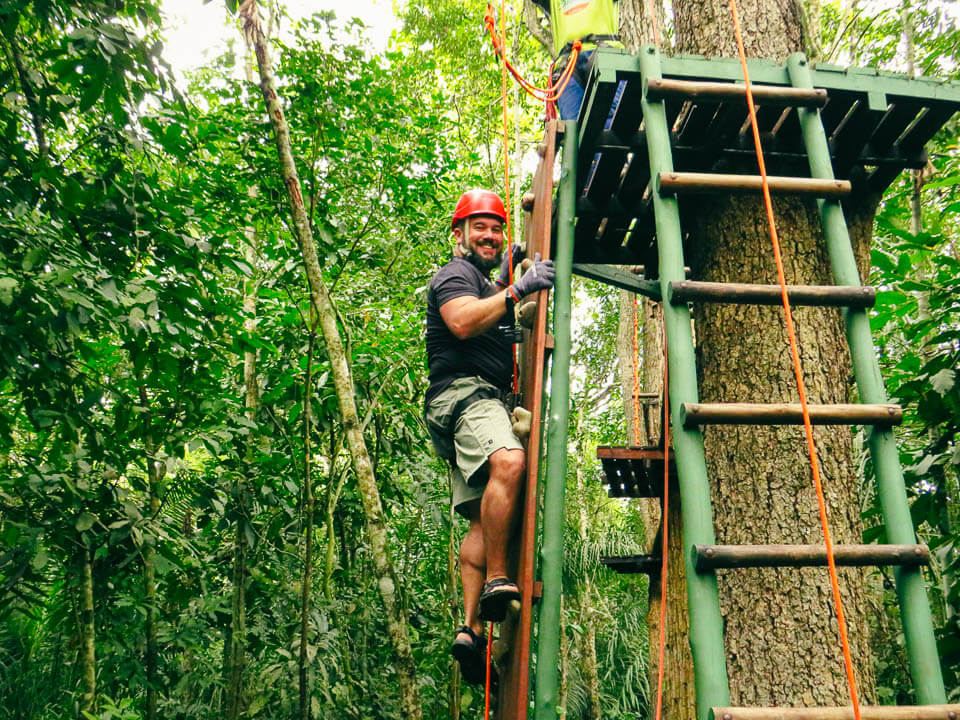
[
  {"xmin": 451, "ymin": 625, "xmax": 497, "ymax": 685},
  {"xmin": 477, "ymin": 577, "xmax": 521, "ymax": 622}
]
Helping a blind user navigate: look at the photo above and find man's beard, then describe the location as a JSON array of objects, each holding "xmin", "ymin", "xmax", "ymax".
[{"xmin": 462, "ymin": 244, "xmax": 501, "ymax": 274}]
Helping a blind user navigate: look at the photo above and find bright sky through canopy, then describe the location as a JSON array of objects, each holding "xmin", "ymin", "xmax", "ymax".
[{"xmin": 160, "ymin": 0, "xmax": 399, "ymax": 73}]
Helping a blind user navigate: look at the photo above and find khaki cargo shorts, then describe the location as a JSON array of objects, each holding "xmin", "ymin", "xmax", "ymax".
[{"xmin": 425, "ymin": 377, "xmax": 523, "ymax": 517}]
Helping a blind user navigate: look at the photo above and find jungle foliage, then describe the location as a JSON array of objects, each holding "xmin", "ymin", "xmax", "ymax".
[{"xmin": 0, "ymin": 0, "xmax": 957, "ymax": 718}]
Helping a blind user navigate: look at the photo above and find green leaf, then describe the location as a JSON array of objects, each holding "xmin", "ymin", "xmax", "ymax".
[
  {"xmin": 31, "ymin": 550, "xmax": 49, "ymax": 570},
  {"xmin": 75, "ymin": 512, "xmax": 97, "ymax": 532},
  {"xmin": 930, "ymin": 368, "xmax": 955, "ymax": 396},
  {"xmin": 0, "ymin": 277, "xmax": 18, "ymax": 305}
]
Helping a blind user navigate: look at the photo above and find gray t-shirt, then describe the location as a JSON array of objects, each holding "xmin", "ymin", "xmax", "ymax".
[{"xmin": 425, "ymin": 257, "xmax": 512, "ymax": 405}]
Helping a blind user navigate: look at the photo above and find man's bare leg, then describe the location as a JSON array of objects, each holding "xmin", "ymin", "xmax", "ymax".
[
  {"xmin": 459, "ymin": 507, "xmax": 485, "ymax": 638},
  {"xmin": 481, "ymin": 447, "xmax": 525, "ymax": 582}
]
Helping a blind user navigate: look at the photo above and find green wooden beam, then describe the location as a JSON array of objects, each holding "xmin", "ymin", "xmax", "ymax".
[
  {"xmin": 639, "ymin": 43, "xmax": 731, "ymax": 720},
  {"xmin": 533, "ymin": 119, "xmax": 577, "ymax": 720},
  {"xmin": 571, "ymin": 263, "xmax": 662, "ymax": 299},
  {"xmin": 588, "ymin": 48, "xmax": 960, "ymax": 103},
  {"xmin": 787, "ymin": 52, "xmax": 947, "ymax": 705}
]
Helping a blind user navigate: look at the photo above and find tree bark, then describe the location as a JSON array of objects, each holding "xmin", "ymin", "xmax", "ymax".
[
  {"xmin": 224, "ymin": 231, "xmax": 260, "ymax": 720},
  {"xmin": 654, "ymin": 0, "xmax": 880, "ymax": 710},
  {"xmin": 79, "ymin": 544, "xmax": 96, "ymax": 717},
  {"xmin": 447, "ymin": 474, "xmax": 461, "ymax": 720},
  {"xmin": 139, "ymin": 395, "xmax": 163, "ymax": 720},
  {"xmin": 239, "ymin": 4, "xmax": 422, "ymax": 717},
  {"xmin": 299, "ymin": 315, "xmax": 317, "ymax": 720},
  {"xmin": 523, "ymin": 0, "xmax": 553, "ymax": 55},
  {"xmin": 0, "ymin": 22, "xmax": 49, "ymax": 162}
]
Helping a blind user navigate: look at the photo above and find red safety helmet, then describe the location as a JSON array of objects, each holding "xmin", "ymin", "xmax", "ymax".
[{"xmin": 450, "ymin": 189, "xmax": 507, "ymax": 230}]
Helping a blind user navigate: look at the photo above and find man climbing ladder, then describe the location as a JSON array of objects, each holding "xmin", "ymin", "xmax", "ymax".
[{"xmin": 423, "ymin": 189, "xmax": 555, "ymax": 684}]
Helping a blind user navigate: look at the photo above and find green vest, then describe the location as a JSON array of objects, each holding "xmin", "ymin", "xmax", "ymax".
[{"xmin": 549, "ymin": 0, "xmax": 618, "ymax": 51}]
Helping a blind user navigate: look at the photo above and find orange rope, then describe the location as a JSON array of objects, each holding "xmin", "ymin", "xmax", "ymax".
[
  {"xmin": 496, "ymin": 0, "xmax": 520, "ymax": 395},
  {"xmin": 727, "ymin": 1, "xmax": 862, "ymax": 717},
  {"xmin": 484, "ymin": 620, "xmax": 494, "ymax": 719},
  {"xmin": 484, "ymin": 5, "xmax": 581, "ymax": 103},
  {"xmin": 654, "ymin": 328, "xmax": 669, "ymax": 720}
]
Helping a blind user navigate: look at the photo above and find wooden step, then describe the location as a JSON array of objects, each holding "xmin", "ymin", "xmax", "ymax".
[
  {"xmin": 668, "ymin": 281, "xmax": 876, "ymax": 308},
  {"xmin": 681, "ymin": 402, "xmax": 902, "ymax": 428},
  {"xmin": 646, "ymin": 77, "xmax": 828, "ymax": 107},
  {"xmin": 597, "ymin": 446, "xmax": 674, "ymax": 498},
  {"xmin": 602, "ymin": 554, "xmax": 660, "ymax": 575},
  {"xmin": 657, "ymin": 172, "xmax": 851, "ymax": 198},
  {"xmin": 712, "ymin": 705, "xmax": 960, "ymax": 720},
  {"xmin": 693, "ymin": 543, "xmax": 930, "ymax": 571}
]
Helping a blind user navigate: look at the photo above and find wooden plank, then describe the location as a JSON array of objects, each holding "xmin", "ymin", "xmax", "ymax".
[
  {"xmin": 647, "ymin": 77, "xmax": 827, "ymax": 106},
  {"xmin": 597, "ymin": 221, "xmax": 630, "ymax": 256},
  {"xmin": 898, "ymin": 103, "xmax": 958, "ymax": 151},
  {"xmin": 831, "ymin": 99, "xmax": 887, "ymax": 173},
  {"xmin": 572, "ymin": 265, "xmax": 662, "ymax": 298},
  {"xmin": 680, "ymin": 402, "xmax": 903, "ymax": 428},
  {"xmin": 678, "ymin": 101, "xmax": 721, "ymax": 145},
  {"xmin": 818, "ymin": 91, "xmax": 858, "ymax": 137},
  {"xmin": 623, "ymin": 223, "xmax": 657, "ymax": 267},
  {"xmin": 711, "ymin": 705, "xmax": 960, "ymax": 720},
  {"xmin": 602, "ymin": 554, "xmax": 661, "ymax": 575},
  {"xmin": 668, "ymin": 280, "xmax": 876, "ymax": 308},
  {"xmin": 657, "ymin": 172, "xmax": 851, "ymax": 197},
  {"xmin": 772, "ymin": 106, "xmax": 803, "ymax": 153},
  {"xmin": 616, "ymin": 152, "xmax": 652, "ymax": 207},
  {"xmin": 585, "ymin": 150, "xmax": 629, "ymax": 205},
  {"xmin": 868, "ymin": 102, "xmax": 924, "ymax": 155},
  {"xmin": 689, "ymin": 101, "xmax": 750, "ymax": 172},
  {"xmin": 597, "ymin": 445, "xmax": 671, "ymax": 460},
  {"xmin": 610, "ymin": 79, "xmax": 645, "ymax": 144},
  {"xmin": 693, "ymin": 543, "xmax": 930, "ymax": 571},
  {"xmin": 499, "ymin": 120, "xmax": 557, "ymax": 720}
]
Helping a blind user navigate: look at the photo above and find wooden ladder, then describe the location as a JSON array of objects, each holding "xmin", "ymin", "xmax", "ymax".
[{"xmin": 633, "ymin": 44, "xmax": 954, "ymax": 720}]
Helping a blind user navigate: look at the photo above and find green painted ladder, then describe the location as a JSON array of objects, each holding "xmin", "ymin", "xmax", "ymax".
[
  {"xmin": 639, "ymin": 43, "xmax": 948, "ymax": 720},
  {"xmin": 533, "ymin": 45, "xmax": 960, "ymax": 720}
]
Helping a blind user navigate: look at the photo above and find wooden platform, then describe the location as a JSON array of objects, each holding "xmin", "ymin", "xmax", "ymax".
[
  {"xmin": 597, "ymin": 445, "xmax": 675, "ymax": 498},
  {"xmin": 571, "ymin": 49, "xmax": 960, "ymax": 268}
]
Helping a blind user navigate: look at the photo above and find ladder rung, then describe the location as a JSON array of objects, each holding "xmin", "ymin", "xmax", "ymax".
[
  {"xmin": 681, "ymin": 402, "xmax": 902, "ymax": 428},
  {"xmin": 601, "ymin": 554, "xmax": 660, "ymax": 575},
  {"xmin": 693, "ymin": 543, "xmax": 930, "ymax": 571},
  {"xmin": 646, "ymin": 77, "xmax": 828, "ymax": 107},
  {"xmin": 668, "ymin": 281, "xmax": 876, "ymax": 308},
  {"xmin": 657, "ymin": 172, "xmax": 851, "ymax": 198},
  {"xmin": 712, "ymin": 705, "xmax": 960, "ymax": 720}
]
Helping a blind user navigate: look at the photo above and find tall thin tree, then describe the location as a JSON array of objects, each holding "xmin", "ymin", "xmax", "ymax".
[{"xmin": 238, "ymin": 3, "xmax": 422, "ymax": 716}]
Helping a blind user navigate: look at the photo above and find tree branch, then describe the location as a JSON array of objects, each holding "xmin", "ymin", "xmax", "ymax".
[{"xmin": 524, "ymin": 0, "xmax": 554, "ymax": 55}]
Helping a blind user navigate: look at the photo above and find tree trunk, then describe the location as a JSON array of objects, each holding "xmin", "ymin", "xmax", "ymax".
[
  {"xmin": 239, "ymin": 4, "xmax": 422, "ymax": 717},
  {"xmin": 447, "ymin": 474, "xmax": 461, "ymax": 720},
  {"xmin": 79, "ymin": 545, "xmax": 96, "ymax": 717},
  {"xmin": 299, "ymin": 316, "xmax": 317, "ymax": 720},
  {"xmin": 143, "ymin": 447, "xmax": 162, "ymax": 720},
  {"xmin": 138, "ymin": 384, "xmax": 165, "ymax": 720},
  {"xmin": 224, "ymin": 231, "xmax": 260, "ymax": 720},
  {"xmin": 654, "ymin": 0, "xmax": 880, "ymax": 709},
  {"xmin": 224, "ymin": 505, "xmax": 247, "ymax": 720}
]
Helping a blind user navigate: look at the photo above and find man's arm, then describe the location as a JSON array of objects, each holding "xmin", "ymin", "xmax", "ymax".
[{"xmin": 440, "ymin": 292, "xmax": 510, "ymax": 340}]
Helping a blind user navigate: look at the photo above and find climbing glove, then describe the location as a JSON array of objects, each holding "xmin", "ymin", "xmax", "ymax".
[
  {"xmin": 495, "ymin": 244, "xmax": 524, "ymax": 288},
  {"xmin": 507, "ymin": 253, "xmax": 555, "ymax": 301}
]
